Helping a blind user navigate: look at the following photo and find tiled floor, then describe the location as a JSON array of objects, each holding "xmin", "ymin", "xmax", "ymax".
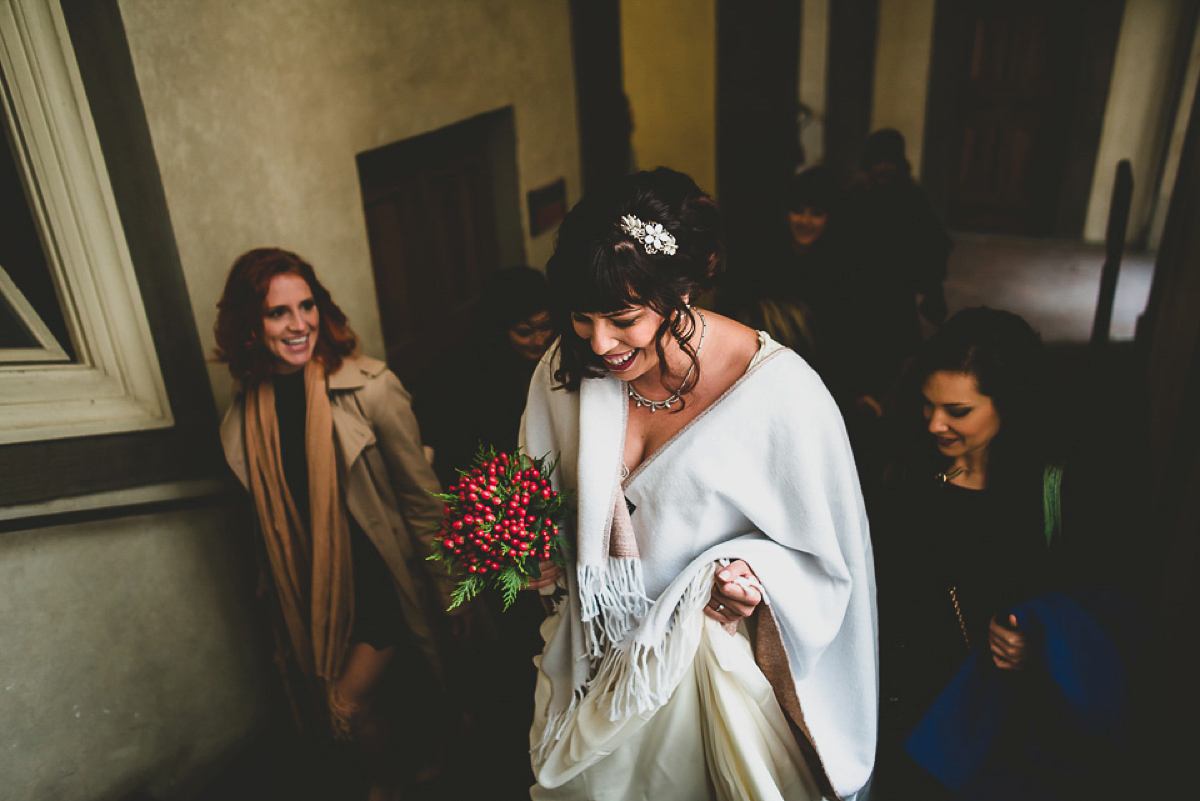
[{"xmin": 942, "ymin": 233, "xmax": 1155, "ymax": 344}]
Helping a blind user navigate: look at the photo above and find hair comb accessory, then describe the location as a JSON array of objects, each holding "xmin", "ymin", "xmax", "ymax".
[{"xmin": 619, "ymin": 214, "xmax": 678, "ymax": 255}]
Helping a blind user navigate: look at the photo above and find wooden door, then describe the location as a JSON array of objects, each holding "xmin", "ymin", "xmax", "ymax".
[
  {"xmin": 945, "ymin": 3, "xmax": 1062, "ymax": 233},
  {"xmin": 926, "ymin": 0, "xmax": 1111, "ymax": 236},
  {"xmin": 358, "ymin": 116, "xmax": 504, "ymax": 387}
]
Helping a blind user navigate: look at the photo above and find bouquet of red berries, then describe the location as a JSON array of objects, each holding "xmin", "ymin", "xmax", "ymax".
[{"xmin": 430, "ymin": 447, "xmax": 571, "ymax": 611}]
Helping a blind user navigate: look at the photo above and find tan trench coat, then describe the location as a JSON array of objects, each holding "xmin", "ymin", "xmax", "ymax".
[{"xmin": 220, "ymin": 354, "xmax": 453, "ymax": 677}]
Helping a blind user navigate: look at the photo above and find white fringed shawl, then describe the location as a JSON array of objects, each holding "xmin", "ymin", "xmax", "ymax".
[{"xmin": 519, "ymin": 339, "xmax": 878, "ymax": 798}]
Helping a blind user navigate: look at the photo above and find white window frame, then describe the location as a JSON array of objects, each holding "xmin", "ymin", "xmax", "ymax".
[{"xmin": 0, "ymin": 0, "xmax": 171, "ymax": 444}]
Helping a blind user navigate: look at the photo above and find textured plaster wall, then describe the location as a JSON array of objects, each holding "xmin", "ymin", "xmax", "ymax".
[
  {"xmin": 116, "ymin": 0, "xmax": 581, "ymax": 414},
  {"xmin": 1085, "ymin": 0, "xmax": 1187, "ymax": 243},
  {"xmin": 871, "ymin": 0, "xmax": 936, "ymax": 177},
  {"xmin": 0, "ymin": 505, "xmax": 265, "ymax": 801},
  {"xmin": 622, "ymin": 0, "xmax": 717, "ymax": 196}
]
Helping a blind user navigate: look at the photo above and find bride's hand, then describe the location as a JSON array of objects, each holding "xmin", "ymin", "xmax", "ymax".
[
  {"xmin": 705, "ymin": 560, "xmax": 762, "ymax": 623},
  {"xmin": 525, "ymin": 560, "xmax": 563, "ymax": 591}
]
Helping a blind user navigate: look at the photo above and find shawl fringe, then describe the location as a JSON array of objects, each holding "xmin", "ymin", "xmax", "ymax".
[
  {"xmin": 532, "ymin": 565, "xmax": 714, "ymax": 766},
  {"xmin": 578, "ymin": 558, "xmax": 652, "ymax": 657}
]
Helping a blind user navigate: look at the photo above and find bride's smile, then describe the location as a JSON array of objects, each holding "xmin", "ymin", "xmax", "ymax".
[{"xmin": 570, "ymin": 306, "xmax": 698, "ymax": 393}]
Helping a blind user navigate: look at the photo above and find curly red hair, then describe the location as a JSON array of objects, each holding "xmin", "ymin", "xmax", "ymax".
[{"xmin": 214, "ymin": 248, "xmax": 357, "ymax": 383}]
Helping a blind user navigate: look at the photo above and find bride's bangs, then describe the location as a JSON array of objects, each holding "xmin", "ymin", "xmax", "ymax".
[{"xmin": 554, "ymin": 239, "xmax": 655, "ymax": 315}]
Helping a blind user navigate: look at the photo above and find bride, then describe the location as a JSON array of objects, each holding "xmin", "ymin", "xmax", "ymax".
[{"xmin": 520, "ymin": 168, "xmax": 877, "ymax": 800}]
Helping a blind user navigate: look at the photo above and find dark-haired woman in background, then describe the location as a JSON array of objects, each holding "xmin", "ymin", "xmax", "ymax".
[
  {"xmin": 215, "ymin": 248, "xmax": 455, "ymax": 800},
  {"xmin": 521, "ymin": 168, "xmax": 877, "ymax": 800},
  {"xmin": 416, "ymin": 265, "xmax": 553, "ymax": 488},
  {"xmin": 872, "ymin": 307, "xmax": 1134, "ymax": 800}
]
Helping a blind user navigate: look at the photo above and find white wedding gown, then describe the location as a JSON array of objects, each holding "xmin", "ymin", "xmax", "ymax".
[{"xmin": 530, "ymin": 601, "xmax": 823, "ymax": 801}]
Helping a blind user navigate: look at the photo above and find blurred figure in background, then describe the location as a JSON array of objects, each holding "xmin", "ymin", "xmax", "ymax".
[
  {"xmin": 717, "ymin": 165, "xmax": 841, "ymax": 377},
  {"xmin": 835, "ymin": 128, "xmax": 953, "ymax": 417}
]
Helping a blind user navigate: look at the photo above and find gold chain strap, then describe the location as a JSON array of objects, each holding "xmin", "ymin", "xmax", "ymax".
[{"xmin": 948, "ymin": 584, "xmax": 971, "ymax": 650}]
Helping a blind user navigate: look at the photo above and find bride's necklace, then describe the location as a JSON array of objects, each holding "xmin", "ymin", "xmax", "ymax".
[{"xmin": 626, "ymin": 308, "xmax": 707, "ymax": 412}]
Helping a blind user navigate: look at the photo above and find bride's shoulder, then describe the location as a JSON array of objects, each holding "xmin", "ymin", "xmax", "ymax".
[{"xmin": 702, "ymin": 311, "xmax": 759, "ymax": 365}]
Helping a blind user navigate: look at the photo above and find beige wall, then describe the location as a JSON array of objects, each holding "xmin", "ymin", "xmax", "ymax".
[
  {"xmin": 1148, "ymin": 14, "xmax": 1200, "ymax": 250},
  {"xmin": 117, "ymin": 0, "xmax": 581, "ymax": 414},
  {"xmin": 0, "ymin": 503, "xmax": 266, "ymax": 801},
  {"xmin": 622, "ymin": 0, "xmax": 717, "ymax": 196},
  {"xmin": 0, "ymin": 7, "xmax": 584, "ymax": 799},
  {"xmin": 1085, "ymin": 0, "xmax": 1188, "ymax": 243},
  {"xmin": 870, "ymin": 0, "xmax": 936, "ymax": 176}
]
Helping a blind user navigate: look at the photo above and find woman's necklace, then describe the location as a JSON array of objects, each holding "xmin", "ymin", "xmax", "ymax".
[
  {"xmin": 936, "ymin": 466, "xmax": 966, "ymax": 483},
  {"xmin": 627, "ymin": 308, "xmax": 707, "ymax": 412}
]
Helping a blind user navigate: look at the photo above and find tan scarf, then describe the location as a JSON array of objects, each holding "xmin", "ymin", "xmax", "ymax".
[{"xmin": 244, "ymin": 359, "xmax": 354, "ymax": 687}]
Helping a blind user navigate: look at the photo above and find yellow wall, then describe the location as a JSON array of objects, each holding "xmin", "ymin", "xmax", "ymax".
[
  {"xmin": 117, "ymin": 0, "xmax": 581, "ymax": 413},
  {"xmin": 1085, "ymin": 0, "xmax": 1187, "ymax": 243},
  {"xmin": 622, "ymin": 0, "xmax": 717, "ymax": 196},
  {"xmin": 870, "ymin": 0, "xmax": 936, "ymax": 176}
]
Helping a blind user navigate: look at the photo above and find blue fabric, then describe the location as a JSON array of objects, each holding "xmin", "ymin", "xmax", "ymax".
[{"xmin": 903, "ymin": 591, "xmax": 1129, "ymax": 799}]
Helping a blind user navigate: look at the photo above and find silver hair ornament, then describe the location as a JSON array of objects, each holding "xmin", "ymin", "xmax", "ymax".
[{"xmin": 619, "ymin": 214, "xmax": 678, "ymax": 256}]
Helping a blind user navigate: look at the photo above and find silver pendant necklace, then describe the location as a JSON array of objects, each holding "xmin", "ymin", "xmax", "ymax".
[{"xmin": 627, "ymin": 308, "xmax": 707, "ymax": 412}]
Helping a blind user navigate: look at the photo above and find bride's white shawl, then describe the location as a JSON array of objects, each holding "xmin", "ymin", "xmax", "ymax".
[{"xmin": 519, "ymin": 340, "xmax": 878, "ymax": 798}]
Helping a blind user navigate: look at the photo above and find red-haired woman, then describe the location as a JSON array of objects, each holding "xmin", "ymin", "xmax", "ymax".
[{"xmin": 215, "ymin": 247, "xmax": 453, "ymax": 799}]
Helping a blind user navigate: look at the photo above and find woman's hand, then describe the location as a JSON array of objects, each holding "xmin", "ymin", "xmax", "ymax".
[
  {"xmin": 989, "ymin": 614, "xmax": 1028, "ymax": 670},
  {"xmin": 525, "ymin": 560, "xmax": 563, "ymax": 591},
  {"xmin": 705, "ymin": 560, "xmax": 763, "ymax": 624}
]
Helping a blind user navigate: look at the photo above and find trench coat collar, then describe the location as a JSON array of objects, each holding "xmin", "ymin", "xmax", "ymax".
[{"xmin": 327, "ymin": 353, "xmax": 387, "ymax": 390}]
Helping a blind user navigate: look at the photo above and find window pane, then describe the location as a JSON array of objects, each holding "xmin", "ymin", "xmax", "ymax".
[
  {"xmin": 0, "ymin": 63, "xmax": 75, "ymax": 362},
  {"xmin": 0, "ymin": 292, "xmax": 38, "ymax": 347}
]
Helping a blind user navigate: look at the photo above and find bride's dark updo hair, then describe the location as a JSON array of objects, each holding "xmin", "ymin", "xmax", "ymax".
[{"xmin": 546, "ymin": 167, "xmax": 725, "ymax": 394}]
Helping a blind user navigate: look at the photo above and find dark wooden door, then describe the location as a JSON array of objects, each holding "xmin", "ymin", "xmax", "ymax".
[
  {"xmin": 358, "ymin": 116, "xmax": 504, "ymax": 387},
  {"xmin": 923, "ymin": 0, "xmax": 1120, "ymax": 236},
  {"xmin": 946, "ymin": 4, "xmax": 1068, "ymax": 233}
]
